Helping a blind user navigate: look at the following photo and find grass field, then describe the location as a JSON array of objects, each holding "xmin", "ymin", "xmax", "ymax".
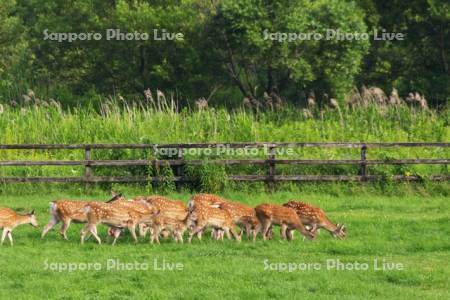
[{"xmin": 0, "ymin": 191, "xmax": 449, "ymax": 299}]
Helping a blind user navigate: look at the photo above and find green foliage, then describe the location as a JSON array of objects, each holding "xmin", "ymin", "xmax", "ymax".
[
  {"xmin": 0, "ymin": 0, "xmax": 28, "ymax": 95},
  {"xmin": 1, "ymin": 0, "xmax": 446, "ymax": 106},
  {"xmin": 209, "ymin": 0, "xmax": 369, "ymax": 102},
  {"xmin": 154, "ymin": 161, "xmax": 176, "ymax": 193},
  {"xmin": 356, "ymin": 0, "xmax": 450, "ymax": 106}
]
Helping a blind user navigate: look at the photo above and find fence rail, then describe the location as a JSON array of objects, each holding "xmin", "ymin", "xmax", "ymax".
[{"xmin": 0, "ymin": 143, "xmax": 449, "ymax": 190}]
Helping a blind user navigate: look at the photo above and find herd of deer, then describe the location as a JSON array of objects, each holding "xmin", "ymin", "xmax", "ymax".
[{"xmin": 0, "ymin": 193, "xmax": 346, "ymax": 246}]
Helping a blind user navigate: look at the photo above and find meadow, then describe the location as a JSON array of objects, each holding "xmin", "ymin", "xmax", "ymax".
[{"xmin": 0, "ymin": 191, "xmax": 448, "ymax": 300}]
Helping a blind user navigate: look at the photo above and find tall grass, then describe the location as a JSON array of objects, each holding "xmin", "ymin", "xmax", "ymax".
[{"xmin": 0, "ymin": 90, "xmax": 448, "ymax": 193}]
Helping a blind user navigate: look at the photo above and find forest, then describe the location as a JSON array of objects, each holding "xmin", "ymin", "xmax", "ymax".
[{"xmin": 0, "ymin": 0, "xmax": 448, "ymax": 108}]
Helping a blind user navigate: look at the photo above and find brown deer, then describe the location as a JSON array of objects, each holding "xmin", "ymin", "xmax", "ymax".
[
  {"xmin": 0, "ymin": 208, "xmax": 38, "ymax": 246},
  {"xmin": 187, "ymin": 193, "xmax": 226, "ymax": 212},
  {"xmin": 41, "ymin": 200, "xmax": 87, "ymax": 240},
  {"xmin": 188, "ymin": 194, "xmax": 234, "ymax": 240},
  {"xmin": 215, "ymin": 201, "xmax": 261, "ymax": 241},
  {"xmin": 149, "ymin": 214, "xmax": 191, "ymax": 244},
  {"xmin": 187, "ymin": 200, "xmax": 241, "ymax": 243},
  {"xmin": 254, "ymin": 204, "xmax": 315, "ymax": 241},
  {"xmin": 80, "ymin": 201, "xmax": 157, "ymax": 245},
  {"xmin": 283, "ymin": 200, "xmax": 346, "ymax": 239},
  {"xmin": 142, "ymin": 195, "xmax": 187, "ymax": 219},
  {"xmin": 139, "ymin": 195, "xmax": 189, "ymax": 238},
  {"xmin": 105, "ymin": 194, "xmax": 161, "ymax": 239},
  {"xmin": 41, "ymin": 194, "xmax": 124, "ymax": 240}
]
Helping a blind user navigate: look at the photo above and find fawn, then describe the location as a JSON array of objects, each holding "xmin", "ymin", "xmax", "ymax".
[
  {"xmin": 80, "ymin": 201, "xmax": 157, "ymax": 245},
  {"xmin": 283, "ymin": 200, "xmax": 346, "ymax": 239},
  {"xmin": 149, "ymin": 214, "xmax": 191, "ymax": 244},
  {"xmin": 0, "ymin": 208, "xmax": 38, "ymax": 246},
  {"xmin": 187, "ymin": 200, "xmax": 241, "ymax": 243},
  {"xmin": 139, "ymin": 195, "xmax": 188, "ymax": 237},
  {"xmin": 254, "ymin": 204, "xmax": 315, "ymax": 241},
  {"xmin": 105, "ymin": 194, "xmax": 161, "ymax": 239},
  {"xmin": 188, "ymin": 194, "xmax": 233, "ymax": 240}
]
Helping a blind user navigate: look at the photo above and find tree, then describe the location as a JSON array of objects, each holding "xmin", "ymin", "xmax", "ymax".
[
  {"xmin": 0, "ymin": 0, "xmax": 27, "ymax": 92},
  {"xmin": 207, "ymin": 0, "xmax": 369, "ymax": 105},
  {"xmin": 356, "ymin": 0, "xmax": 450, "ymax": 106}
]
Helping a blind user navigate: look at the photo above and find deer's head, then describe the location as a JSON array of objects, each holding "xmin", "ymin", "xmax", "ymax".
[
  {"xmin": 332, "ymin": 224, "xmax": 346, "ymax": 239},
  {"xmin": 28, "ymin": 209, "xmax": 39, "ymax": 227}
]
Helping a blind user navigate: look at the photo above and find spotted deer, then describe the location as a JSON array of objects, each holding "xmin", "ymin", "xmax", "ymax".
[
  {"xmin": 139, "ymin": 195, "xmax": 189, "ymax": 238},
  {"xmin": 105, "ymin": 194, "xmax": 156, "ymax": 237},
  {"xmin": 80, "ymin": 201, "xmax": 157, "ymax": 245},
  {"xmin": 254, "ymin": 204, "xmax": 315, "ymax": 241},
  {"xmin": 149, "ymin": 214, "xmax": 192, "ymax": 244},
  {"xmin": 283, "ymin": 200, "xmax": 346, "ymax": 239},
  {"xmin": 41, "ymin": 194, "xmax": 123, "ymax": 240},
  {"xmin": 187, "ymin": 193, "xmax": 226, "ymax": 211},
  {"xmin": 41, "ymin": 200, "xmax": 88, "ymax": 240},
  {"xmin": 0, "ymin": 208, "xmax": 38, "ymax": 246},
  {"xmin": 187, "ymin": 194, "xmax": 232, "ymax": 240},
  {"xmin": 187, "ymin": 200, "xmax": 241, "ymax": 243},
  {"xmin": 215, "ymin": 201, "xmax": 261, "ymax": 241}
]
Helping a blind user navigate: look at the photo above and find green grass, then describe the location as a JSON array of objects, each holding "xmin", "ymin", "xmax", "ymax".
[
  {"xmin": 0, "ymin": 192, "xmax": 449, "ymax": 299},
  {"xmin": 0, "ymin": 101, "xmax": 448, "ymax": 187}
]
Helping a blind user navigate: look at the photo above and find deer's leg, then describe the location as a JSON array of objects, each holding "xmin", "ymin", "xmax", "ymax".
[
  {"xmin": 151, "ymin": 226, "xmax": 161, "ymax": 244},
  {"xmin": 1, "ymin": 228, "xmax": 9, "ymax": 245},
  {"xmin": 229, "ymin": 227, "xmax": 241, "ymax": 242},
  {"xmin": 128, "ymin": 224, "xmax": 138, "ymax": 243},
  {"xmin": 41, "ymin": 216, "xmax": 59, "ymax": 238},
  {"xmin": 153, "ymin": 231, "xmax": 161, "ymax": 244},
  {"xmin": 7, "ymin": 231, "xmax": 13, "ymax": 246},
  {"xmin": 80, "ymin": 226, "xmax": 88, "ymax": 244},
  {"xmin": 280, "ymin": 224, "xmax": 288, "ymax": 240},
  {"xmin": 111, "ymin": 229, "xmax": 121, "ymax": 246},
  {"xmin": 310, "ymin": 224, "xmax": 320, "ymax": 235},
  {"xmin": 261, "ymin": 220, "xmax": 271, "ymax": 241},
  {"xmin": 238, "ymin": 226, "xmax": 244, "ymax": 238},
  {"xmin": 286, "ymin": 229, "xmax": 294, "ymax": 241},
  {"xmin": 221, "ymin": 228, "xmax": 230, "ymax": 241},
  {"xmin": 188, "ymin": 224, "xmax": 205, "ymax": 243},
  {"xmin": 60, "ymin": 219, "xmax": 72, "ymax": 240},
  {"xmin": 138, "ymin": 224, "xmax": 148, "ymax": 237},
  {"xmin": 267, "ymin": 226, "xmax": 274, "ymax": 240},
  {"xmin": 245, "ymin": 224, "xmax": 252, "ymax": 239},
  {"xmin": 252, "ymin": 223, "xmax": 260, "ymax": 242},
  {"xmin": 87, "ymin": 225, "xmax": 101, "ymax": 244},
  {"xmin": 176, "ymin": 232, "xmax": 184, "ymax": 244},
  {"xmin": 296, "ymin": 221, "xmax": 315, "ymax": 240},
  {"xmin": 253, "ymin": 223, "xmax": 261, "ymax": 242}
]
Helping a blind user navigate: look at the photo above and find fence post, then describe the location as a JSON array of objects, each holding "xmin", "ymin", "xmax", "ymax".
[
  {"xmin": 84, "ymin": 145, "xmax": 92, "ymax": 188},
  {"xmin": 359, "ymin": 144, "xmax": 367, "ymax": 180},
  {"xmin": 175, "ymin": 148, "xmax": 184, "ymax": 191},
  {"xmin": 267, "ymin": 146, "xmax": 276, "ymax": 192}
]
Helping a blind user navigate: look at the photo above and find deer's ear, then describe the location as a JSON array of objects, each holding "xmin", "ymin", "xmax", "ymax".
[{"xmin": 30, "ymin": 209, "xmax": 35, "ymax": 215}]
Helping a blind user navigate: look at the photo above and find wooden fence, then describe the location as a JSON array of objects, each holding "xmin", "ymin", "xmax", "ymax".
[{"xmin": 0, "ymin": 143, "xmax": 449, "ymax": 190}]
